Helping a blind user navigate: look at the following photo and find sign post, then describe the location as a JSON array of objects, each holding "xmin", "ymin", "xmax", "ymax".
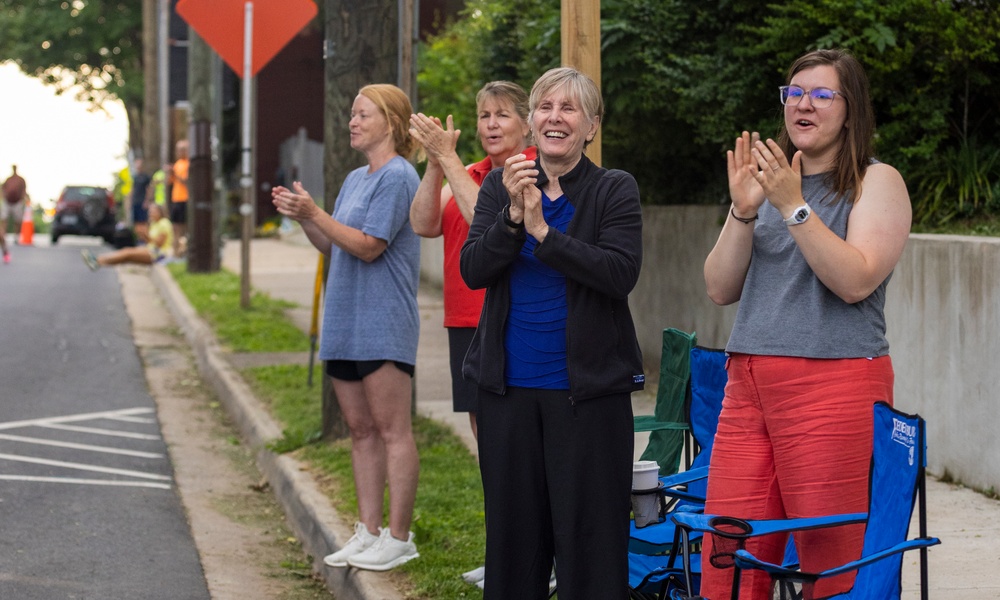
[
  {"xmin": 176, "ymin": 0, "xmax": 318, "ymax": 307},
  {"xmin": 239, "ymin": 2, "xmax": 254, "ymax": 307}
]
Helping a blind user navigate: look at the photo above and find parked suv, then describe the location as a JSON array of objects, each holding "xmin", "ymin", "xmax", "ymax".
[{"xmin": 51, "ymin": 185, "xmax": 117, "ymax": 244}]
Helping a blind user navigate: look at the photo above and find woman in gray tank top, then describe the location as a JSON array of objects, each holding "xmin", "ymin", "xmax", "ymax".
[{"xmin": 700, "ymin": 49, "xmax": 912, "ymax": 600}]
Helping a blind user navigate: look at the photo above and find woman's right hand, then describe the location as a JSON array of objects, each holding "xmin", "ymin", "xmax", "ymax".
[
  {"xmin": 502, "ymin": 153, "xmax": 538, "ymax": 223},
  {"xmin": 727, "ymin": 131, "xmax": 766, "ymax": 217}
]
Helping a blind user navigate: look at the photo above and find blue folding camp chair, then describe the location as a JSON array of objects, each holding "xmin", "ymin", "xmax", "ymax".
[
  {"xmin": 628, "ymin": 339, "xmax": 728, "ymax": 598},
  {"xmin": 672, "ymin": 401, "xmax": 940, "ymax": 600}
]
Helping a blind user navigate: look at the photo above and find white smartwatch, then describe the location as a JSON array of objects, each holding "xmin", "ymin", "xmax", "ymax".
[{"xmin": 784, "ymin": 204, "xmax": 812, "ymax": 226}]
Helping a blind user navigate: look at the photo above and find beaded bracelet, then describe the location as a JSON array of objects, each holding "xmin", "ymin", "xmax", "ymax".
[{"xmin": 730, "ymin": 206, "xmax": 758, "ymax": 224}]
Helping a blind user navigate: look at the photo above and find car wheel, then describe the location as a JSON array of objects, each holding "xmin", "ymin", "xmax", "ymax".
[{"xmin": 51, "ymin": 231, "xmax": 60, "ymax": 244}]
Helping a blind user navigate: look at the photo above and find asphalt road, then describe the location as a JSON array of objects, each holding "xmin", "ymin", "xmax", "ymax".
[{"xmin": 0, "ymin": 236, "xmax": 210, "ymax": 599}]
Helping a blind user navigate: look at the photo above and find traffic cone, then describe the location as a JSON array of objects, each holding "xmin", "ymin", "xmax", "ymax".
[{"xmin": 19, "ymin": 200, "xmax": 34, "ymax": 245}]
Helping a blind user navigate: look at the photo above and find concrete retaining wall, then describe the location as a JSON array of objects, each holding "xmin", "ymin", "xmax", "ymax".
[{"xmin": 419, "ymin": 206, "xmax": 999, "ymax": 491}]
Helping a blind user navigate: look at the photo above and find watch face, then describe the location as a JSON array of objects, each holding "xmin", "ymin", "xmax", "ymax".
[{"xmin": 795, "ymin": 208, "xmax": 809, "ymax": 222}]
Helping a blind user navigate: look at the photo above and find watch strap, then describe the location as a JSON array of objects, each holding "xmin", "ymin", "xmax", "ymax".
[
  {"xmin": 784, "ymin": 204, "xmax": 812, "ymax": 226},
  {"xmin": 502, "ymin": 204, "xmax": 524, "ymax": 229}
]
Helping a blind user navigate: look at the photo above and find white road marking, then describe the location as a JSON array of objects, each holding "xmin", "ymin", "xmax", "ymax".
[
  {"xmin": 0, "ymin": 433, "xmax": 164, "ymax": 458},
  {"xmin": 0, "ymin": 407, "xmax": 172, "ymax": 489},
  {"xmin": 105, "ymin": 415, "xmax": 158, "ymax": 424},
  {"xmin": 0, "ymin": 475, "xmax": 172, "ymax": 490},
  {"xmin": 0, "ymin": 452, "xmax": 172, "ymax": 481},
  {"xmin": 0, "ymin": 407, "xmax": 155, "ymax": 430},
  {"xmin": 36, "ymin": 423, "xmax": 162, "ymax": 440}
]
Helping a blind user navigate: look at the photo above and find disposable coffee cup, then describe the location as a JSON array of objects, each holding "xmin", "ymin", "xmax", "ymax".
[{"xmin": 632, "ymin": 460, "xmax": 659, "ymax": 491}]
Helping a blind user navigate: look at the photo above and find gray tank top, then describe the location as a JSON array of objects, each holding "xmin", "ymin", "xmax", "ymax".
[{"xmin": 725, "ymin": 173, "xmax": 890, "ymax": 358}]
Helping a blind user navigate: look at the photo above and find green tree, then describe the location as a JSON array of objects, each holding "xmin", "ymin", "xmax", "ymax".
[
  {"xmin": 743, "ymin": 0, "xmax": 1000, "ymax": 223},
  {"xmin": 417, "ymin": 0, "xmax": 1000, "ymax": 223},
  {"xmin": 600, "ymin": 0, "xmax": 775, "ymax": 205},
  {"xmin": 417, "ymin": 0, "xmax": 560, "ymax": 165},
  {"xmin": 0, "ymin": 0, "xmax": 144, "ymax": 153}
]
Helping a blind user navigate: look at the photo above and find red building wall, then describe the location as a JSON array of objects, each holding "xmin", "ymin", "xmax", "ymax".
[
  {"xmin": 255, "ymin": 25, "xmax": 325, "ymax": 220},
  {"xmin": 252, "ymin": 1, "xmax": 462, "ymax": 220}
]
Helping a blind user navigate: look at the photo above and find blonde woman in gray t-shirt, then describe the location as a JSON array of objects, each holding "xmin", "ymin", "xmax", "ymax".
[
  {"xmin": 272, "ymin": 84, "xmax": 422, "ymax": 574},
  {"xmin": 701, "ymin": 49, "xmax": 911, "ymax": 600}
]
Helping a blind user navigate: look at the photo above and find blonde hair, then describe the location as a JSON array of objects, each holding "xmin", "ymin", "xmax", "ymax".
[
  {"xmin": 359, "ymin": 84, "xmax": 417, "ymax": 159},
  {"xmin": 148, "ymin": 202, "xmax": 166, "ymax": 222},
  {"xmin": 477, "ymin": 80, "xmax": 531, "ymax": 146}
]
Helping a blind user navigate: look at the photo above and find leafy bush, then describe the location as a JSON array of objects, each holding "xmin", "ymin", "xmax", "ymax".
[
  {"xmin": 912, "ymin": 138, "xmax": 1000, "ymax": 225},
  {"xmin": 416, "ymin": 0, "xmax": 1000, "ymax": 227}
]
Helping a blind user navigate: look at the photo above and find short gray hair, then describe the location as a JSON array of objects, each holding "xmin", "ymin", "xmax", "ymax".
[{"xmin": 528, "ymin": 67, "xmax": 604, "ymax": 146}]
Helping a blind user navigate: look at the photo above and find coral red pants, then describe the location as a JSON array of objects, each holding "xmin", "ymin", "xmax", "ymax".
[{"xmin": 700, "ymin": 354, "xmax": 894, "ymax": 600}]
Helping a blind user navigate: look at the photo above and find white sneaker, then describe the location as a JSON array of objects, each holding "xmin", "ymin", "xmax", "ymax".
[
  {"xmin": 347, "ymin": 528, "xmax": 419, "ymax": 571},
  {"xmin": 462, "ymin": 565, "xmax": 486, "ymax": 584},
  {"xmin": 323, "ymin": 522, "xmax": 379, "ymax": 567}
]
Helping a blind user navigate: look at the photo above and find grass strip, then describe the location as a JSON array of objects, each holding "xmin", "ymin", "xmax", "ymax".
[
  {"xmin": 171, "ymin": 267, "xmax": 487, "ymax": 599},
  {"xmin": 167, "ymin": 263, "xmax": 308, "ymax": 353}
]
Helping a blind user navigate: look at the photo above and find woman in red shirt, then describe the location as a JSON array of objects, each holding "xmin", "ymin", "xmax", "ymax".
[
  {"xmin": 409, "ymin": 82, "xmax": 534, "ymax": 588},
  {"xmin": 409, "ymin": 81, "xmax": 535, "ymax": 438}
]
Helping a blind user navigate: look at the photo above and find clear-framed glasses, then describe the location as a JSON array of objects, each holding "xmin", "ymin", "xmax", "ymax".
[{"xmin": 779, "ymin": 85, "xmax": 844, "ymax": 109}]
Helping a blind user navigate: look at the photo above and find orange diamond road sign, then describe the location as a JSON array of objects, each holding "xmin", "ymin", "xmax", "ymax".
[{"xmin": 176, "ymin": 0, "xmax": 318, "ymax": 78}]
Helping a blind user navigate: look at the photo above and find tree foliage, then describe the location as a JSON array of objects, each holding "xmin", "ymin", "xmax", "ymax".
[
  {"xmin": 417, "ymin": 0, "xmax": 1000, "ymax": 224},
  {"xmin": 0, "ymin": 0, "xmax": 143, "ymax": 146},
  {"xmin": 416, "ymin": 0, "xmax": 560, "ymax": 163}
]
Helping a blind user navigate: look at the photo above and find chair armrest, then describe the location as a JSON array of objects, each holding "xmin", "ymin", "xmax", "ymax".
[
  {"xmin": 671, "ymin": 511, "xmax": 868, "ymax": 538},
  {"xmin": 734, "ymin": 537, "xmax": 941, "ymax": 581},
  {"xmin": 660, "ymin": 466, "xmax": 708, "ymax": 488},
  {"xmin": 658, "ymin": 466, "xmax": 709, "ymax": 504},
  {"xmin": 633, "ymin": 415, "xmax": 689, "ymax": 433}
]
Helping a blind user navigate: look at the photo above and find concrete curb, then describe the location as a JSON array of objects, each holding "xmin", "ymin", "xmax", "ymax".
[{"xmin": 149, "ymin": 263, "xmax": 404, "ymax": 600}]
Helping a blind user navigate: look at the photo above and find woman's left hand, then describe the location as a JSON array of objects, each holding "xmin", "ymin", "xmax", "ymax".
[
  {"xmin": 409, "ymin": 113, "xmax": 459, "ymax": 164},
  {"xmin": 750, "ymin": 138, "xmax": 804, "ymax": 214},
  {"xmin": 272, "ymin": 181, "xmax": 321, "ymax": 222},
  {"xmin": 521, "ymin": 184, "xmax": 548, "ymax": 240}
]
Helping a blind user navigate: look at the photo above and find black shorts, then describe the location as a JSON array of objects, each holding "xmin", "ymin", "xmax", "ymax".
[
  {"xmin": 325, "ymin": 359, "xmax": 415, "ymax": 381},
  {"xmin": 169, "ymin": 202, "xmax": 187, "ymax": 224},
  {"xmin": 448, "ymin": 327, "xmax": 479, "ymax": 413}
]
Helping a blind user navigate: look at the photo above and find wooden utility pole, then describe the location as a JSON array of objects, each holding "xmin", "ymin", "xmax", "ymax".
[
  {"xmin": 142, "ymin": 0, "xmax": 161, "ymax": 167},
  {"xmin": 321, "ymin": 0, "xmax": 401, "ymax": 439},
  {"xmin": 187, "ymin": 30, "xmax": 218, "ymax": 272},
  {"xmin": 561, "ymin": 0, "xmax": 601, "ymax": 166}
]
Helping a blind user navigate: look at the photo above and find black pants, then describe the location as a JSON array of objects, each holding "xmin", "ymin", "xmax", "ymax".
[{"xmin": 478, "ymin": 386, "xmax": 634, "ymax": 600}]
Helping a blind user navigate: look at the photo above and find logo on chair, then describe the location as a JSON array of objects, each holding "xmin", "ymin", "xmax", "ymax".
[{"xmin": 891, "ymin": 417, "xmax": 917, "ymax": 466}]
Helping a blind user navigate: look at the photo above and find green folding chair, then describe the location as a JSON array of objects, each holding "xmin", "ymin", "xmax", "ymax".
[{"xmin": 633, "ymin": 328, "xmax": 697, "ymax": 477}]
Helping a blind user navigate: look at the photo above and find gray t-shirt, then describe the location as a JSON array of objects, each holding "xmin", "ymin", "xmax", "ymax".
[
  {"xmin": 319, "ymin": 156, "xmax": 421, "ymax": 364},
  {"xmin": 725, "ymin": 172, "xmax": 890, "ymax": 359}
]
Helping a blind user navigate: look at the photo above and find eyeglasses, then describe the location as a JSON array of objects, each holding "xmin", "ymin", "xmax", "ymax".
[{"xmin": 779, "ymin": 85, "xmax": 844, "ymax": 109}]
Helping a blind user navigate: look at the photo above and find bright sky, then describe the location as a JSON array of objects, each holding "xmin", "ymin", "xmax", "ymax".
[{"xmin": 0, "ymin": 61, "xmax": 129, "ymax": 206}]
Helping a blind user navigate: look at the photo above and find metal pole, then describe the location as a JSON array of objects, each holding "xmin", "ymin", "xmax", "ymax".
[{"xmin": 239, "ymin": 1, "xmax": 254, "ymax": 308}]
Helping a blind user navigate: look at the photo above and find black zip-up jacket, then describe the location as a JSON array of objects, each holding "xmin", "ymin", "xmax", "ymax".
[{"xmin": 459, "ymin": 154, "xmax": 645, "ymax": 402}]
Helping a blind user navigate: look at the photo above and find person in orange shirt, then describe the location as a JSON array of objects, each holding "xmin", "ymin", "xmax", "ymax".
[{"xmin": 166, "ymin": 140, "xmax": 190, "ymax": 257}]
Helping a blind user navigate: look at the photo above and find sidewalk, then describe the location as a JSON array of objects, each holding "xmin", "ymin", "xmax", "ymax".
[{"xmin": 153, "ymin": 232, "xmax": 1000, "ymax": 599}]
